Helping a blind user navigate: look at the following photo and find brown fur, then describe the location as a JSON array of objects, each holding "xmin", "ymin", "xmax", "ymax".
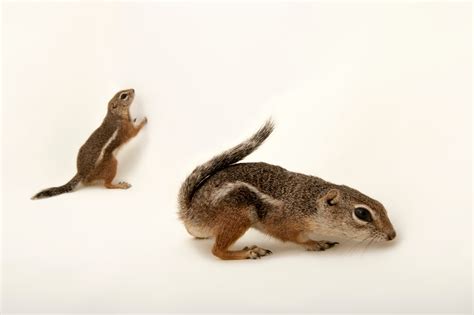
[
  {"xmin": 178, "ymin": 120, "xmax": 396, "ymax": 260},
  {"xmin": 32, "ymin": 89, "xmax": 147, "ymax": 199}
]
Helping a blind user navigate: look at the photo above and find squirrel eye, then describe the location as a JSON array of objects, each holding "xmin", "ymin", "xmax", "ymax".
[
  {"xmin": 354, "ymin": 207, "xmax": 373, "ymax": 222},
  {"xmin": 120, "ymin": 93, "xmax": 128, "ymax": 100}
]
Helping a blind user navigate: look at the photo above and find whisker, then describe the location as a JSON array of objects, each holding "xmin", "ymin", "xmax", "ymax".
[
  {"xmin": 361, "ymin": 236, "xmax": 376, "ymax": 256},
  {"xmin": 348, "ymin": 235, "xmax": 370, "ymax": 256}
]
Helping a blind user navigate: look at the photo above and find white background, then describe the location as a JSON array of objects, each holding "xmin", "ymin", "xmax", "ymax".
[{"xmin": 2, "ymin": 1, "xmax": 472, "ymax": 313}]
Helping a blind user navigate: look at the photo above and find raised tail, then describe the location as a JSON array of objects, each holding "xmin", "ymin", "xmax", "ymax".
[
  {"xmin": 178, "ymin": 119, "xmax": 275, "ymax": 211},
  {"xmin": 31, "ymin": 174, "xmax": 82, "ymax": 200}
]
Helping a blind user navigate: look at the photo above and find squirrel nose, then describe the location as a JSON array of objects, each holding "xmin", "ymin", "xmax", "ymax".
[{"xmin": 387, "ymin": 231, "xmax": 396, "ymax": 241}]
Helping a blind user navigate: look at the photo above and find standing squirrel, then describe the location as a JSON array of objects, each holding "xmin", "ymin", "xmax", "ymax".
[
  {"xmin": 178, "ymin": 120, "xmax": 396, "ymax": 260},
  {"xmin": 32, "ymin": 89, "xmax": 147, "ymax": 199}
]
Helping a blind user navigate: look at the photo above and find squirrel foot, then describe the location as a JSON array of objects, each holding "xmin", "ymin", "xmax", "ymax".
[
  {"xmin": 105, "ymin": 182, "xmax": 132, "ymax": 189},
  {"xmin": 118, "ymin": 181, "xmax": 132, "ymax": 189},
  {"xmin": 243, "ymin": 245, "xmax": 272, "ymax": 259},
  {"xmin": 304, "ymin": 240, "xmax": 339, "ymax": 251}
]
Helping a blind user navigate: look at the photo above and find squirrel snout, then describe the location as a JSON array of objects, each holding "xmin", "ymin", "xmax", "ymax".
[{"xmin": 386, "ymin": 230, "xmax": 397, "ymax": 241}]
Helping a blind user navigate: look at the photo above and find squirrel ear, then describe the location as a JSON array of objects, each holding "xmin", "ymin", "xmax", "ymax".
[{"xmin": 321, "ymin": 189, "xmax": 341, "ymax": 205}]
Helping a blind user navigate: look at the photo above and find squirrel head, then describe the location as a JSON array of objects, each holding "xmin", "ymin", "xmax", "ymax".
[
  {"xmin": 314, "ymin": 185, "xmax": 396, "ymax": 242},
  {"xmin": 108, "ymin": 89, "xmax": 135, "ymax": 119}
]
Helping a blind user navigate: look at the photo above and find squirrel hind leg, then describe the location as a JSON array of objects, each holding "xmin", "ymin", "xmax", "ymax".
[
  {"xmin": 86, "ymin": 156, "xmax": 131, "ymax": 190},
  {"xmin": 211, "ymin": 214, "xmax": 272, "ymax": 260},
  {"xmin": 184, "ymin": 181, "xmax": 277, "ymax": 259},
  {"xmin": 212, "ymin": 205, "xmax": 272, "ymax": 260},
  {"xmin": 209, "ymin": 189, "xmax": 275, "ymax": 260}
]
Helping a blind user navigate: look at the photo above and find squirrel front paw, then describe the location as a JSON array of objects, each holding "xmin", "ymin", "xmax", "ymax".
[
  {"xmin": 304, "ymin": 240, "xmax": 339, "ymax": 251},
  {"xmin": 133, "ymin": 117, "xmax": 148, "ymax": 126}
]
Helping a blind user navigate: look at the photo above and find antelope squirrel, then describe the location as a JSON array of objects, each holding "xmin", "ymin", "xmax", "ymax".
[
  {"xmin": 32, "ymin": 89, "xmax": 147, "ymax": 199},
  {"xmin": 178, "ymin": 120, "xmax": 396, "ymax": 260}
]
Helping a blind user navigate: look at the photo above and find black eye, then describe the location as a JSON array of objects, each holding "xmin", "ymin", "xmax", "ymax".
[
  {"xmin": 120, "ymin": 93, "xmax": 128, "ymax": 100},
  {"xmin": 354, "ymin": 207, "xmax": 373, "ymax": 222}
]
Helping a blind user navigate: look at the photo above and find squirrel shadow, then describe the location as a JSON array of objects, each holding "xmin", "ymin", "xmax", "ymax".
[{"xmin": 186, "ymin": 232, "xmax": 399, "ymax": 261}]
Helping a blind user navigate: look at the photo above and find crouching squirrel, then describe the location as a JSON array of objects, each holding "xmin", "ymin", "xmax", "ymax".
[
  {"xmin": 178, "ymin": 120, "xmax": 396, "ymax": 260},
  {"xmin": 32, "ymin": 89, "xmax": 147, "ymax": 199}
]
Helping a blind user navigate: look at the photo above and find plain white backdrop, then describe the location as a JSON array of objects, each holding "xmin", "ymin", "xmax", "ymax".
[{"xmin": 1, "ymin": 1, "xmax": 472, "ymax": 313}]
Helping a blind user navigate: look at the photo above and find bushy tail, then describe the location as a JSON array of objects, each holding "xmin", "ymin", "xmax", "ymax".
[
  {"xmin": 31, "ymin": 174, "xmax": 82, "ymax": 200},
  {"xmin": 178, "ymin": 119, "xmax": 275, "ymax": 211}
]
